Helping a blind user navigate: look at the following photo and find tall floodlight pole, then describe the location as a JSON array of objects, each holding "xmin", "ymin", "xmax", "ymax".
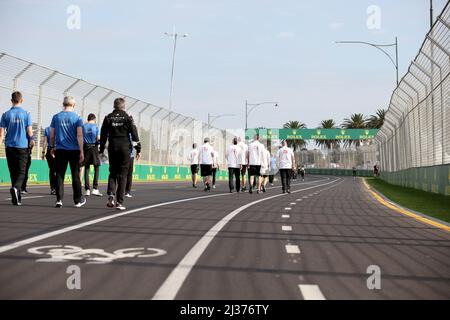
[
  {"xmin": 164, "ymin": 27, "xmax": 188, "ymax": 164},
  {"xmin": 164, "ymin": 27, "xmax": 188, "ymax": 113},
  {"xmin": 334, "ymin": 38, "xmax": 399, "ymax": 86},
  {"xmin": 430, "ymin": 0, "xmax": 434, "ymax": 28}
]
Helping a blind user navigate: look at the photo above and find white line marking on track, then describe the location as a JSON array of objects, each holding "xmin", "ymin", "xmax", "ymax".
[
  {"xmin": 152, "ymin": 178, "xmax": 342, "ymax": 300},
  {"xmin": 0, "ymin": 178, "xmax": 332, "ymax": 254},
  {"xmin": 296, "ymin": 199, "xmax": 302, "ymax": 201},
  {"xmin": 290, "ymin": 202, "xmax": 296, "ymax": 205},
  {"xmin": 4, "ymin": 196, "xmax": 46, "ymax": 201},
  {"xmin": 282, "ymin": 214, "xmax": 290, "ymax": 219},
  {"xmin": 282, "ymin": 225, "xmax": 292, "ymax": 231},
  {"xmin": 284, "ymin": 207, "xmax": 292, "ymax": 210},
  {"xmin": 298, "ymin": 284, "xmax": 326, "ymax": 300},
  {"xmin": 285, "ymin": 244, "xmax": 300, "ymax": 254}
]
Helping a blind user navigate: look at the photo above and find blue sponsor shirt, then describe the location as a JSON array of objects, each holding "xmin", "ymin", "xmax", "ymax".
[
  {"xmin": 50, "ymin": 111, "xmax": 83, "ymax": 150},
  {"xmin": 83, "ymin": 123, "xmax": 99, "ymax": 144},
  {"xmin": 0, "ymin": 106, "xmax": 32, "ymax": 148},
  {"xmin": 44, "ymin": 126, "xmax": 52, "ymax": 150}
]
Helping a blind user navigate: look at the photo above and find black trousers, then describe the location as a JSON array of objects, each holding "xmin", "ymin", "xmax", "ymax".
[
  {"xmin": 279, "ymin": 169, "xmax": 292, "ymax": 192},
  {"xmin": 45, "ymin": 151, "xmax": 56, "ymax": 190},
  {"xmin": 125, "ymin": 157, "xmax": 134, "ymax": 193},
  {"xmin": 84, "ymin": 164, "xmax": 100, "ymax": 190},
  {"xmin": 228, "ymin": 167, "xmax": 240, "ymax": 192},
  {"xmin": 107, "ymin": 145, "xmax": 130, "ymax": 205},
  {"xmin": 212, "ymin": 167, "xmax": 217, "ymax": 185},
  {"xmin": 55, "ymin": 149, "xmax": 82, "ymax": 203},
  {"xmin": 269, "ymin": 175, "xmax": 275, "ymax": 183},
  {"xmin": 5, "ymin": 147, "xmax": 29, "ymax": 191},
  {"xmin": 21, "ymin": 151, "xmax": 32, "ymax": 191}
]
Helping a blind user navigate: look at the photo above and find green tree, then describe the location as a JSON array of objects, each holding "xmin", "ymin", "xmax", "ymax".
[
  {"xmin": 283, "ymin": 120, "xmax": 307, "ymax": 151},
  {"xmin": 341, "ymin": 113, "xmax": 367, "ymax": 147},
  {"xmin": 367, "ymin": 109, "xmax": 386, "ymax": 129},
  {"xmin": 316, "ymin": 119, "xmax": 340, "ymax": 149}
]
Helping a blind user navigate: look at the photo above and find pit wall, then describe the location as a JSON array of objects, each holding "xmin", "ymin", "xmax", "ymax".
[{"xmin": 0, "ymin": 159, "xmax": 229, "ymax": 185}]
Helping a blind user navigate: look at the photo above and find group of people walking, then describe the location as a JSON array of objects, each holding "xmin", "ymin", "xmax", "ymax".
[
  {"xmin": 188, "ymin": 134, "xmax": 301, "ymax": 194},
  {"xmin": 1, "ymin": 91, "xmax": 306, "ymax": 210},
  {"xmin": 0, "ymin": 92, "xmax": 140, "ymax": 210}
]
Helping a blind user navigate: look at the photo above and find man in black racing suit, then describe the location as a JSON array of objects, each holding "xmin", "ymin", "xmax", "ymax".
[{"xmin": 99, "ymin": 97, "xmax": 141, "ymax": 210}]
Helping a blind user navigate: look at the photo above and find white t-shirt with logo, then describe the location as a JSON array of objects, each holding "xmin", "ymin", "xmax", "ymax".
[
  {"xmin": 188, "ymin": 148, "xmax": 199, "ymax": 165},
  {"xmin": 277, "ymin": 146, "xmax": 295, "ymax": 169},
  {"xmin": 237, "ymin": 141, "xmax": 248, "ymax": 165},
  {"xmin": 248, "ymin": 140, "xmax": 265, "ymax": 166},
  {"xmin": 199, "ymin": 143, "xmax": 214, "ymax": 165},
  {"xmin": 226, "ymin": 144, "xmax": 241, "ymax": 168}
]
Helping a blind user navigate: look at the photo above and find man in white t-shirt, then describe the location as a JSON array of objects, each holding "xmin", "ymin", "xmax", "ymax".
[
  {"xmin": 226, "ymin": 137, "xmax": 242, "ymax": 193},
  {"xmin": 211, "ymin": 147, "xmax": 219, "ymax": 189},
  {"xmin": 187, "ymin": 143, "xmax": 199, "ymax": 188},
  {"xmin": 199, "ymin": 137, "xmax": 215, "ymax": 191},
  {"xmin": 276, "ymin": 140, "xmax": 295, "ymax": 193},
  {"xmin": 237, "ymin": 137, "xmax": 248, "ymax": 191},
  {"xmin": 248, "ymin": 134, "xmax": 265, "ymax": 194}
]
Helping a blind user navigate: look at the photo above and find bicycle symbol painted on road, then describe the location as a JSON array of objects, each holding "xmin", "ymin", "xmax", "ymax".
[{"xmin": 28, "ymin": 245, "xmax": 167, "ymax": 264}]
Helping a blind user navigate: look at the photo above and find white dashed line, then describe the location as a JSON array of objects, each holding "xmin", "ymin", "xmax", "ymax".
[
  {"xmin": 285, "ymin": 245, "xmax": 301, "ymax": 254},
  {"xmin": 290, "ymin": 202, "xmax": 296, "ymax": 205},
  {"xmin": 282, "ymin": 214, "xmax": 290, "ymax": 219},
  {"xmin": 282, "ymin": 226, "xmax": 292, "ymax": 231},
  {"xmin": 153, "ymin": 178, "xmax": 342, "ymax": 300},
  {"xmin": 284, "ymin": 207, "xmax": 292, "ymax": 210},
  {"xmin": 298, "ymin": 284, "xmax": 326, "ymax": 300}
]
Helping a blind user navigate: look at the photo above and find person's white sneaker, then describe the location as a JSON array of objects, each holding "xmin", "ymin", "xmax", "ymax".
[
  {"xmin": 10, "ymin": 187, "xmax": 19, "ymax": 205},
  {"xmin": 92, "ymin": 189, "xmax": 103, "ymax": 197},
  {"xmin": 107, "ymin": 195, "xmax": 115, "ymax": 208},
  {"xmin": 75, "ymin": 197, "xmax": 87, "ymax": 208},
  {"xmin": 125, "ymin": 193, "xmax": 133, "ymax": 198},
  {"xmin": 212, "ymin": 185, "xmax": 216, "ymax": 189},
  {"xmin": 55, "ymin": 200, "xmax": 63, "ymax": 208},
  {"xmin": 116, "ymin": 203, "xmax": 126, "ymax": 210},
  {"xmin": 84, "ymin": 189, "xmax": 91, "ymax": 196}
]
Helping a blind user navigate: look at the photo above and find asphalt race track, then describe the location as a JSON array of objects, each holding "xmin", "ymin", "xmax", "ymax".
[{"xmin": 0, "ymin": 176, "xmax": 449, "ymax": 299}]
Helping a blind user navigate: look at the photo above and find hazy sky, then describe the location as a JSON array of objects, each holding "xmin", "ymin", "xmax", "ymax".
[{"xmin": 0, "ymin": 0, "xmax": 447, "ymax": 129}]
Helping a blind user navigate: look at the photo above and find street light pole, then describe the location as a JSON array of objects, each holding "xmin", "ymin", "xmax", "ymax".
[
  {"xmin": 245, "ymin": 100, "xmax": 278, "ymax": 130},
  {"xmin": 334, "ymin": 38, "xmax": 399, "ymax": 85},
  {"xmin": 208, "ymin": 112, "xmax": 235, "ymax": 136}
]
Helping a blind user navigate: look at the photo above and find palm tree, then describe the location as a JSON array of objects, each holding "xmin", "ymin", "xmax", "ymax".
[
  {"xmin": 341, "ymin": 113, "xmax": 367, "ymax": 147},
  {"xmin": 283, "ymin": 120, "xmax": 307, "ymax": 151},
  {"xmin": 367, "ymin": 109, "xmax": 386, "ymax": 129},
  {"xmin": 316, "ymin": 119, "xmax": 339, "ymax": 149}
]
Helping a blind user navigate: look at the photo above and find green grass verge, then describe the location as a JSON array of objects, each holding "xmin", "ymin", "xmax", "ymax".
[{"xmin": 366, "ymin": 177, "xmax": 450, "ymax": 223}]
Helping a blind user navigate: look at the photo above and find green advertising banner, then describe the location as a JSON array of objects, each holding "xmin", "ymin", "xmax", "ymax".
[
  {"xmin": 0, "ymin": 159, "xmax": 229, "ymax": 185},
  {"xmin": 245, "ymin": 128, "xmax": 378, "ymax": 140}
]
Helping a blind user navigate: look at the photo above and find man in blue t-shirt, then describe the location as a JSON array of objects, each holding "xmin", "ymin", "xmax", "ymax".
[
  {"xmin": 82, "ymin": 113, "xmax": 102, "ymax": 197},
  {"xmin": 50, "ymin": 96, "xmax": 86, "ymax": 208},
  {"xmin": 0, "ymin": 91, "xmax": 34, "ymax": 206},
  {"xmin": 41, "ymin": 126, "xmax": 56, "ymax": 194}
]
